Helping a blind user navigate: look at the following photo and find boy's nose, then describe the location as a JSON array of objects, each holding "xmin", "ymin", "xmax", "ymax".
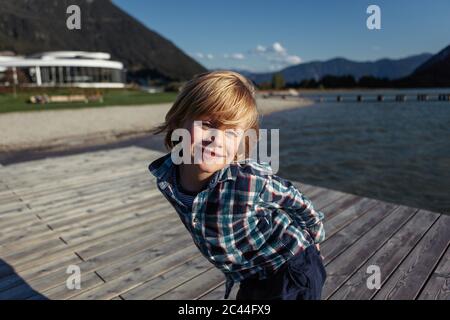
[
  {"xmin": 204, "ymin": 136, "xmax": 224, "ymax": 150},
  {"xmin": 202, "ymin": 131, "xmax": 227, "ymax": 154}
]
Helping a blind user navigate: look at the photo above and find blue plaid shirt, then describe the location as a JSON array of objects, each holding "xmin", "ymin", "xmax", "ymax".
[{"xmin": 148, "ymin": 152, "xmax": 325, "ymax": 299}]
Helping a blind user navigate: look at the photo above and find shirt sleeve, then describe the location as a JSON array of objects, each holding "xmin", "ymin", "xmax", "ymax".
[{"xmin": 258, "ymin": 174, "xmax": 326, "ymax": 244}]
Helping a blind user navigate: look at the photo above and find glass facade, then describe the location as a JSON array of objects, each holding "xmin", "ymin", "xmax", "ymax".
[{"xmin": 31, "ymin": 66, "xmax": 123, "ymax": 85}]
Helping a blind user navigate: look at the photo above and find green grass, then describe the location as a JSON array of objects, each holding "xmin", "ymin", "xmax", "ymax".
[{"xmin": 0, "ymin": 89, "xmax": 177, "ymax": 114}]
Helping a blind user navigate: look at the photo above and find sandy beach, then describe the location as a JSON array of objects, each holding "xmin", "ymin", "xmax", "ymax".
[{"xmin": 0, "ymin": 97, "xmax": 313, "ymax": 153}]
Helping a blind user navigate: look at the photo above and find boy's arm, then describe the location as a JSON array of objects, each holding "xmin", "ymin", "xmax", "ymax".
[{"xmin": 258, "ymin": 174, "xmax": 325, "ymax": 244}]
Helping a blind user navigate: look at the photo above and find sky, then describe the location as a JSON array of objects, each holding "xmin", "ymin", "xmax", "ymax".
[{"xmin": 113, "ymin": 0, "xmax": 450, "ymax": 72}]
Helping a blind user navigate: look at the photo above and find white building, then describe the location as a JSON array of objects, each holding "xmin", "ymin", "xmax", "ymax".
[{"xmin": 0, "ymin": 51, "xmax": 125, "ymax": 88}]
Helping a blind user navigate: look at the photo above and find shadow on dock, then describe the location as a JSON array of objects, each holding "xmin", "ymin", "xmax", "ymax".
[{"xmin": 0, "ymin": 259, "xmax": 48, "ymax": 300}]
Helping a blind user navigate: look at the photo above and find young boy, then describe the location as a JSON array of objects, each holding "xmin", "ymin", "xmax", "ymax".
[{"xmin": 148, "ymin": 70, "xmax": 326, "ymax": 300}]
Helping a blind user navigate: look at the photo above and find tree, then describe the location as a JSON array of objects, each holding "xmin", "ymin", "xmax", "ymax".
[
  {"xmin": 271, "ymin": 72, "xmax": 285, "ymax": 90},
  {"xmin": 320, "ymin": 75, "xmax": 356, "ymax": 88}
]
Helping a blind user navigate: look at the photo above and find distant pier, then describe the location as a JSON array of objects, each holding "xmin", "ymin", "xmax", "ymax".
[
  {"xmin": 318, "ymin": 93, "xmax": 449, "ymax": 103},
  {"xmin": 261, "ymin": 92, "xmax": 450, "ymax": 103}
]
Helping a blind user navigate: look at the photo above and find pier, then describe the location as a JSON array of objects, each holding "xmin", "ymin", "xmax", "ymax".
[
  {"xmin": 263, "ymin": 92, "xmax": 450, "ymax": 103},
  {"xmin": 330, "ymin": 93, "xmax": 449, "ymax": 103},
  {"xmin": 0, "ymin": 147, "xmax": 448, "ymax": 300}
]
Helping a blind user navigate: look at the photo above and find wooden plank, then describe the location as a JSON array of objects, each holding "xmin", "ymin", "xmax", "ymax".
[
  {"xmin": 320, "ymin": 194, "xmax": 364, "ymax": 221},
  {"xmin": 294, "ymin": 183, "xmax": 316, "ymax": 195},
  {"xmin": 70, "ymin": 246, "xmax": 202, "ymax": 300},
  {"xmin": 0, "ymin": 224, "xmax": 55, "ymax": 246},
  {"xmin": 323, "ymin": 197, "xmax": 379, "ymax": 237},
  {"xmin": 95, "ymin": 232, "xmax": 194, "ymax": 281},
  {"xmin": 322, "ymin": 205, "xmax": 417, "ymax": 299},
  {"xmin": 121, "ymin": 255, "xmax": 215, "ymax": 300},
  {"xmin": 27, "ymin": 271, "xmax": 105, "ymax": 300},
  {"xmin": 9, "ymin": 166, "xmax": 145, "ymax": 199},
  {"xmin": 0, "ymin": 254, "xmax": 81, "ymax": 293},
  {"xmin": 1, "ymin": 208, "xmax": 174, "ymax": 269},
  {"xmin": 46, "ymin": 195, "xmax": 166, "ymax": 234},
  {"xmin": 0, "ymin": 239, "xmax": 67, "ymax": 278},
  {"xmin": 0, "ymin": 212, "xmax": 178, "ymax": 275},
  {"xmin": 321, "ymin": 201, "xmax": 399, "ymax": 264},
  {"xmin": 2, "ymin": 226, "xmax": 190, "ymax": 298},
  {"xmin": 1, "ymin": 220, "xmax": 183, "ymax": 284},
  {"xmin": 15, "ymin": 181, "xmax": 156, "ymax": 225},
  {"xmin": 301, "ymin": 186, "xmax": 328, "ymax": 201},
  {"xmin": 1, "ymin": 202, "xmax": 172, "ymax": 258},
  {"xmin": 3, "ymin": 147, "xmax": 152, "ymax": 175},
  {"xmin": 198, "ymin": 282, "xmax": 240, "ymax": 300},
  {"xmin": 0, "ymin": 201, "xmax": 28, "ymax": 215},
  {"xmin": 0, "ymin": 188, "xmax": 157, "ymax": 235},
  {"xmin": 0, "ymin": 221, "xmax": 187, "ymax": 291},
  {"xmin": 155, "ymin": 267, "xmax": 225, "ymax": 300},
  {"xmin": 308, "ymin": 189, "xmax": 347, "ymax": 210},
  {"xmin": 373, "ymin": 215, "xmax": 450, "ymax": 300},
  {"xmin": 0, "ymin": 252, "xmax": 84, "ymax": 300},
  {"xmin": 18, "ymin": 170, "xmax": 149, "ymax": 209},
  {"xmin": 75, "ymin": 218, "xmax": 184, "ymax": 260},
  {"xmin": 418, "ymin": 245, "xmax": 450, "ymax": 300},
  {"xmin": 4, "ymin": 163, "xmax": 148, "ymax": 195},
  {"xmin": 58, "ymin": 204, "xmax": 173, "ymax": 246},
  {"xmin": 329, "ymin": 209, "xmax": 438, "ymax": 300},
  {"xmin": 0, "ymin": 176, "xmax": 152, "ymax": 228},
  {"xmin": 21, "ymin": 175, "xmax": 150, "ymax": 212}
]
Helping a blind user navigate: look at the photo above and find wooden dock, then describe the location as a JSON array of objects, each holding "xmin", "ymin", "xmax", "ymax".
[{"xmin": 0, "ymin": 146, "xmax": 448, "ymax": 300}]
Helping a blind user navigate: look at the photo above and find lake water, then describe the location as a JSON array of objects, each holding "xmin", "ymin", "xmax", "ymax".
[{"xmin": 261, "ymin": 90, "xmax": 450, "ymax": 214}]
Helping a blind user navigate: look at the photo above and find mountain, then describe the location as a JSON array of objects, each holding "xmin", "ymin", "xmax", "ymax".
[
  {"xmin": 403, "ymin": 45, "xmax": 450, "ymax": 87},
  {"xmin": 0, "ymin": 0, "xmax": 206, "ymax": 81},
  {"xmin": 246, "ymin": 54, "xmax": 433, "ymax": 84}
]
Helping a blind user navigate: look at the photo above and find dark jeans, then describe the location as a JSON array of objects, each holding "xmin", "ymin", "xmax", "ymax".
[{"xmin": 236, "ymin": 245, "xmax": 327, "ymax": 300}]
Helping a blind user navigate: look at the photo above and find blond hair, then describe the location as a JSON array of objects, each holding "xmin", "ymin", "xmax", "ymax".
[{"xmin": 152, "ymin": 70, "xmax": 260, "ymax": 159}]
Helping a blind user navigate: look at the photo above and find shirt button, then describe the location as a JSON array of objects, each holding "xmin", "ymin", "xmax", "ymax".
[{"xmin": 193, "ymin": 217, "xmax": 199, "ymax": 224}]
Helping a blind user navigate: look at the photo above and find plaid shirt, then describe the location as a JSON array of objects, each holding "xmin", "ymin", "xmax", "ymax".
[{"xmin": 148, "ymin": 152, "xmax": 325, "ymax": 299}]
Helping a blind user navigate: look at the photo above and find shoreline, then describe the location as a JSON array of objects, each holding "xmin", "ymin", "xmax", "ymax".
[{"xmin": 0, "ymin": 97, "xmax": 314, "ymax": 164}]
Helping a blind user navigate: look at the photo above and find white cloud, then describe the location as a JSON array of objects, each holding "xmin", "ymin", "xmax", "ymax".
[
  {"xmin": 269, "ymin": 64, "xmax": 284, "ymax": 71},
  {"xmin": 284, "ymin": 55, "xmax": 302, "ymax": 64},
  {"xmin": 255, "ymin": 45, "xmax": 267, "ymax": 53},
  {"xmin": 261, "ymin": 42, "xmax": 302, "ymax": 67},
  {"xmin": 193, "ymin": 52, "xmax": 214, "ymax": 60},
  {"xmin": 268, "ymin": 54, "xmax": 302, "ymax": 66},
  {"xmin": 271, "ymin": 42, "xmax": 287, "ymax": 55},
  {"xmin": 230, "ymin": 53, "xmax": 245, "ymax": 60},
  {"xmin": 199, "ymin": 42, "xmax": 300, "ymax": 72}
]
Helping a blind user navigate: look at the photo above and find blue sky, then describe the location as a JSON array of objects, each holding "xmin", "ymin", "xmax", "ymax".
[{"xmin": 113, "ymin": 0, "xmax": 450, "ymax": 72}]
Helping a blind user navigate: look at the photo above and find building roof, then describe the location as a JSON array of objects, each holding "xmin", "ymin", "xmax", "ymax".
[{"xmin": 0, "ymin": 51, "xmax": 123, "ymax": 70}]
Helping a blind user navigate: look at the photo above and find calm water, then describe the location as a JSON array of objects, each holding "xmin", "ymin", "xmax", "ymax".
[{"xmin": 261, "ymin": 91, "xmax": 450, "ymax": 214}]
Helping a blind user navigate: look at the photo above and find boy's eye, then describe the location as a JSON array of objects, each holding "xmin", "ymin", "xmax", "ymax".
[
  {"xmin": 226, "ymin": 129, "xmax": 241, "ymax": 137},
  {"xmin": 201, "ymin": 121, "xmax": 212, "ymax": 129}
]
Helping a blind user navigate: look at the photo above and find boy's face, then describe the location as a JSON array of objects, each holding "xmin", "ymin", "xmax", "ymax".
[{"xmin": 182, "ymin": 117, "xmax": 245, "ymax": 173}]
